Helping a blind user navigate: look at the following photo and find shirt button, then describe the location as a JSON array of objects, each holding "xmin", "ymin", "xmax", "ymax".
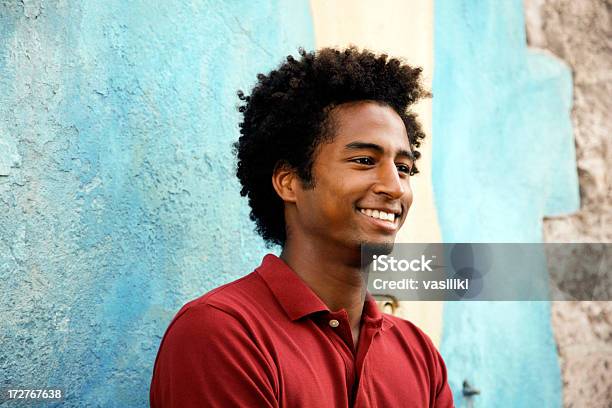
[{"xmin": 329, "ymin": 319, "xmax": 340, "ymax": 328}]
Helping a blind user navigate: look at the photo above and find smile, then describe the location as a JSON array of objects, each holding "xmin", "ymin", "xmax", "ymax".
[{"xmin": 358, "ymin": 208, "xmax": 401, "ymax": 225}]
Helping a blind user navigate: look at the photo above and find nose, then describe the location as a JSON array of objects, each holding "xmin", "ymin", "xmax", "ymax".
[{"xmin": 373, "ymin": 160, "xmax": 408, "ymax": 199}]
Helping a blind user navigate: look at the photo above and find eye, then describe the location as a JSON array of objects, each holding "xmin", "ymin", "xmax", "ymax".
[
  {"xmin": 396, "ymin": 163, "xmax": 412, "ymax": 174},
  {"xmin": 352, "ymin": 157, "xmax": 375, "ymax": 165}
]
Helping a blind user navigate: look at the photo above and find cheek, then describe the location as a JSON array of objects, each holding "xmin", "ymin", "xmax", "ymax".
[
  {"xmin": 314, "ymin": 187, "xmax": 355, "ymax": 224},
  {"xmin": 400, "ymin": 177, "xmax": 413, "ymax": 200},
  {"xmin": 297, "ymin": 189, "xmax": 343, "ymax": 227},
  {"xmin": 405, "ymin": 186, "xmax": 414, "ymax": 207}
]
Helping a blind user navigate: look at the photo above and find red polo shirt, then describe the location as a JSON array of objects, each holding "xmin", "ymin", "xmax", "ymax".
[{"xmin": 150, "ymin": 254, "xmax": 454, "ymax": 407}]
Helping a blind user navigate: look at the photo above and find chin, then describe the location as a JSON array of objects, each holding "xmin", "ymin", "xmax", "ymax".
[{"xmin": 360, "ymin": 238, "xmax": 395, "ymax": 257}]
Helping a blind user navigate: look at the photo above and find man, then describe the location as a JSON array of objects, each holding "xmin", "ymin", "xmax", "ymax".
[{"xmin": 150, "ymin": 47, "xmax": 454, "ymax": 407}]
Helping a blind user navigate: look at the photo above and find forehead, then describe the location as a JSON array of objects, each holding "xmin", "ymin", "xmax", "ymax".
[{"xmin": 326, "ymin": 102, "xmax": 410, "ymax": 152}]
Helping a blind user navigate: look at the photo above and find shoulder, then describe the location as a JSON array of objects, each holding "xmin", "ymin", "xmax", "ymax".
[
  {"xmin": 154, "ymin": 271, "xmax": 278, "ymax": 365},
  {"xmin": 173, "ymin": 271, "xmax": 271, "ymax": 324},
  {"xmin": 383, "ymin": 313, "xmax": 444, "ymax": 362},
  {"xmin": 151, "ymin": 273, "xmax": 280, "ymax": 407},
  {"xmin": 161, "ymin": 269, "xmax": 282, "ymax": 345},
  {"xmin": 384, "ymin": 314, "xmax": 436, "ymax": 344}
]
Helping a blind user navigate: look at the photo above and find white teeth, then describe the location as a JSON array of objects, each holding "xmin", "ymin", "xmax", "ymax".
[{"xmin": 359, "ymin": 208, "xmax": 397, "ymax": 222}]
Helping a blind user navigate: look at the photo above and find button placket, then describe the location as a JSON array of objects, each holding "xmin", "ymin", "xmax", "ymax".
[{"xmin": 327, "ymin": 313, "xmax": 354, "ymax": 350}]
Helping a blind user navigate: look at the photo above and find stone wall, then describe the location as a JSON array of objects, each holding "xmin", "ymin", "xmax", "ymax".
[{"xmin": 525, "ymin": 0, "xmax": 612, "ymax": 406}]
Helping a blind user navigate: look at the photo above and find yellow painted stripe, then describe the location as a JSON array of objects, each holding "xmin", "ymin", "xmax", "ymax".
[{"xmin": 309, "ymin": 0, "xmax": 443, "ymax": 346}]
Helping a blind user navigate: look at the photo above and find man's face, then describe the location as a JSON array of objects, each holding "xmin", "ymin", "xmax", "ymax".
[{"xmin": 293, "ymin": 101, "xmax": 414, "ymax": 252}]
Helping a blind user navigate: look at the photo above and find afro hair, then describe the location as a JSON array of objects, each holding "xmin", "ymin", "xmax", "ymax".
[{"xmin": 234, "ymin": 46, "xmax": 429, "ymax": 247}]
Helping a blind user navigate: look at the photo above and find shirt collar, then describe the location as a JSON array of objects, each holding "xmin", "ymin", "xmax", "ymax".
[{"xmin": 256, "ymin": 254, "xmax": 393, "ymax": 331}]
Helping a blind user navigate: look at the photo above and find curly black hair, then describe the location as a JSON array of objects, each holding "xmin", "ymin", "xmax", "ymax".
[{"xmin": 234, "ymin": 46, "xmax": 429, "ymax": 247}]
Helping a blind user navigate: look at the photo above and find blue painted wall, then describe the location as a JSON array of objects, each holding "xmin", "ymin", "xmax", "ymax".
[
  {"xmin": 433, "ymin": 0, "xmax": 579, "ymax": 406},
  {"xmin": 0, "ymin": 1, "xmax": 313, "ymax": 406}
]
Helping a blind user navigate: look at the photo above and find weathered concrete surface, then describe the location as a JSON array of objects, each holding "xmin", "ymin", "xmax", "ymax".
[
  {"xmin": 551, "ymin": 301, "xmax": 612, "ymax": 406},
  {"xmin": 0, "ymin": 1, "xmax": 313, "ymax": 406},
  {"xmin": 525, "ymin": 0, "xmax": 612, "ymax": 406}
]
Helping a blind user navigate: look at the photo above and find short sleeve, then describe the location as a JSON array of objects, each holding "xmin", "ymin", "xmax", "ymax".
[
  {"xmin": 150, "ymin": 304, "xmax": 278, "ymax": 408},
  {"xmin": 433, "ymin": 347, "xmax": 454, "ymax": 408}
]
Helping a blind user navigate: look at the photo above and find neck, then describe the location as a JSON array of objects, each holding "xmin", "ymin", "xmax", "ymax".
[{"xmin": 280, "ymin": 238, "xmax": 366, "ymax": 333}]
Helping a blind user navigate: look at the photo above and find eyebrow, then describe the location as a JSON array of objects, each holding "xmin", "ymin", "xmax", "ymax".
[{"xmin": 344, "ymin": 141, "xmax": 415, "ymax": 161}]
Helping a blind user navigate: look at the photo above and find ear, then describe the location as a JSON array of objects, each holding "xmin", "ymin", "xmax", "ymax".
[{"xmin": 272, "ymin": 162, "xmax": 299, "ymax": 203}]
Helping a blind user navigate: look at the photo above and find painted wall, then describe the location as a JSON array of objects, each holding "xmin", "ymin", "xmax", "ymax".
[
  {"xmin": 433, "ymin": 0, "xmax": 579, "ymax": 406},
  {"xmin": 1, "ymin": 0, "xmax": 586, "ymax": 407},
  {"xmin": 309, "ymin": 0, "xmax": 445, "ymax": 348},
  {"xmin": 0, "ymin": 1, "xmax": 313, "ymax": 406}
]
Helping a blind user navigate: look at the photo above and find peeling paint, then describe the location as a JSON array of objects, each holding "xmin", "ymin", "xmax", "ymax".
[{"xmin": 434, "ymin": 0, "xmax": 578, "ymax": 406}]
